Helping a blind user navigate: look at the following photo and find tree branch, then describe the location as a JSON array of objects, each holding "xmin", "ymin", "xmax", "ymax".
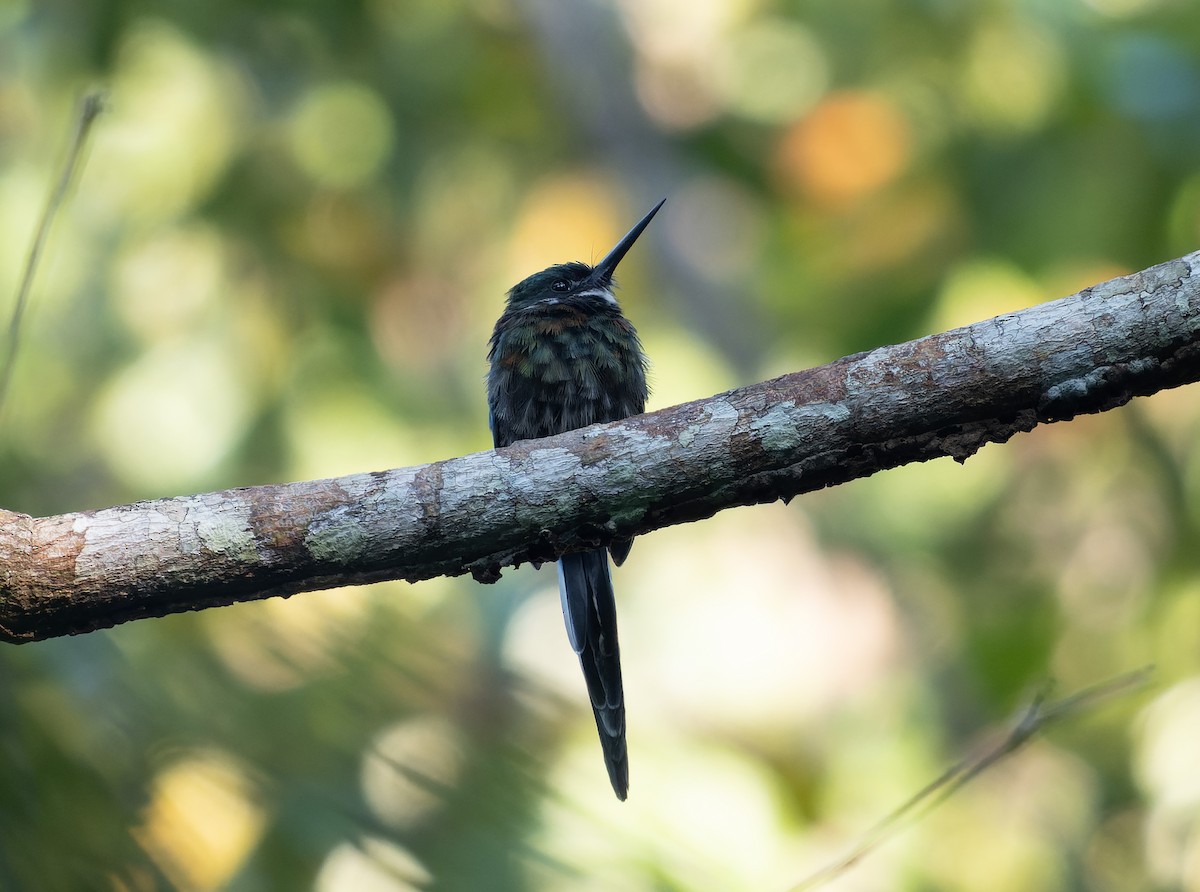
[{"xmin": 2, "ymin": 252, "xmax": 1199, "ymax": 643}]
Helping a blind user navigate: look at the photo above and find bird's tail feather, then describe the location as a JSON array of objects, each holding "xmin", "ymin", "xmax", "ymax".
[{"xmin": 557, "ymin": 549, "xmax": 628, "ymax": 799}]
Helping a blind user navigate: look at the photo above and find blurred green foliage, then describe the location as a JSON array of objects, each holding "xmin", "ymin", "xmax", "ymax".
[{"xmin": 3, "ymin": 0, "xmax": 1200, "ymax": 889}]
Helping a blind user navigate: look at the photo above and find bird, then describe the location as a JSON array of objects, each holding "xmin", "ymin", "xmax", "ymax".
[{"xmin": 486, "ymin": 200, "xmax": 663, "ymax": 800}]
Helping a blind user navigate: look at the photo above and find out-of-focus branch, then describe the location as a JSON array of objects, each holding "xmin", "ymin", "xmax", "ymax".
[
  {"xmin": 1, "ymin": 252, "xmax": 1199, "ymax": 643},
  {"xmin": 0, "ymin": 90, "xmax": 105, "ymax": 423},
  {"xmin": 788, "ymin": 666, "xmax": 1155, "ymax": 891}
]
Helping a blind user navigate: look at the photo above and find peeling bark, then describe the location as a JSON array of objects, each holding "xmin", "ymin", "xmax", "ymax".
[{"xmin": 2, "ymin": 252, "xmax": 1199, "ymax": 643}]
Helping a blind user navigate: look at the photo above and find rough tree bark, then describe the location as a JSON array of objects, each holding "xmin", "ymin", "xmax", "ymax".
[{"xmin": 1, "ymin": 252, "xmax": 1198, "ymax": 643}]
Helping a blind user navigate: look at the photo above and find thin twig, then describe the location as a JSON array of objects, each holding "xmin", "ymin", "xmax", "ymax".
[
  {"xmin": 0, "ymin": 89, "xmax": 106, "ymax": 424},
  {"xmin": 788, "ymin": 666, "xmax": 1154, "ymax": 891}
]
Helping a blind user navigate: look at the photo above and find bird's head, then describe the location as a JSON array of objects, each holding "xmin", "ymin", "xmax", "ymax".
[{"xmin": 505, "ymin": 199, "xmax": 664, "ymax": 311}]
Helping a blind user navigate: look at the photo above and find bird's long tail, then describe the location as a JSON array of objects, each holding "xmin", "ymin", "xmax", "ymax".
[{"xmin": 557, "ymin": 549, "xmax": 628, "ymax": 799}]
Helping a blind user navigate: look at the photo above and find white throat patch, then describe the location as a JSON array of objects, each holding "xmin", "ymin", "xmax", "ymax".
[{"xmin": 576, "ymin": 286, "xmax": 618, "ymax": 306}]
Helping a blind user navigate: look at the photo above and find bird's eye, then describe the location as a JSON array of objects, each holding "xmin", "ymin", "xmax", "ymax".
[{"xmin": 552, "ymin": 280, "xmax": 569, "ymax": 292}]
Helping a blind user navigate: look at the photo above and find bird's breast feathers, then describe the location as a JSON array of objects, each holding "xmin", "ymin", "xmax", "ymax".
[{"xmin": 487, "ymin": 310, "xmax": 648, "ymax": 444}]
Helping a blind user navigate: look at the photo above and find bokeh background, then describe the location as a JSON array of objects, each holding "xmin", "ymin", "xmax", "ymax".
[{"xmin": 2, "ymin": 0, "xmax": 1200, "ymax": 889}]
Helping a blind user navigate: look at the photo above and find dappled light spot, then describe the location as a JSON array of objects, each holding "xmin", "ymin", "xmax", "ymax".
[
  {"xmin": 90, "ymin": 20, "xmax": 244, "ymax": 222},
  {"xmin": 288, "ymin": 81, "xmax": 395, "ymax": 189},
  {"xmin": 504, "ymin": 578, "xmax": 585, "ymax": 707},
  {"xmin": 633, "ymin": 508, "xmax": 902, "ymax": 732},
  {"xmin": 617, "ymin": 0, "xmax": 739, "ymax": 69},
  {"xmin": 774, "ymin": 91, "xmax": 911, "ymax": 207},
  {"xmin": 134, "ymin": 751, "xmax": 265, "ymax": 892},
  {"xmin": 361, "ymin": 716, "xmax": 465, "ymax": 829},
  {"xmin": 537, "ymin": 731, "xmax": 793, "ymax": 890},
  {"xmin": 1137, "ymin": 678, "xmax": 1200, "ymax": 888},
  {"xmin": 92, "ymin": 336, "xmax": 254, "ymax": 491},
  {"xmin": 1137, "ymin": 678, "xmax": 1200, "ymax": 812},
  {"xmin": 315, "ymin": 839, "xmax": 431, "ymax": 892},
  {"xmin": 620, "ymin": 0, "xmax": 743, "ymax": 129},
  {"xmin": 713, "ymin": 20, "xmax": 828, "ymax": 124},
  {"xmin": 634, "ymin": 56, "xmax": 724, "ymax": 130},
  {"xmin": 111, "ymin": 224, "xmax": 226, "ymax": 343},
  {"xmin": 962, "ymin": 22, "xmax": 1065, "ymax": 134}
]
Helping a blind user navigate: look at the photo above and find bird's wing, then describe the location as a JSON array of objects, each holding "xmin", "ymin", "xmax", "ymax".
[{"xmin": 488, "ymin": 407, "xmax": 504, "ymax": 449}]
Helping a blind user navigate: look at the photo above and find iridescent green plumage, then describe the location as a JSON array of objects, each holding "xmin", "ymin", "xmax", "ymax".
[{"xmin": 488, "ymin": 266, "xmax": 648, "ymax": 443}]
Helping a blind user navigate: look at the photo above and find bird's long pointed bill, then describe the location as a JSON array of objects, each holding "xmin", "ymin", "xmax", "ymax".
[{"xmin": 592, "ymin": 198, "xmax": 665, "ymax": 285}]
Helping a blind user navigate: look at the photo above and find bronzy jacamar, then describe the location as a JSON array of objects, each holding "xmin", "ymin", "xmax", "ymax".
[{"xmin": 487, "ymin": 200, "xmax": 663, "ymax": 800}]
